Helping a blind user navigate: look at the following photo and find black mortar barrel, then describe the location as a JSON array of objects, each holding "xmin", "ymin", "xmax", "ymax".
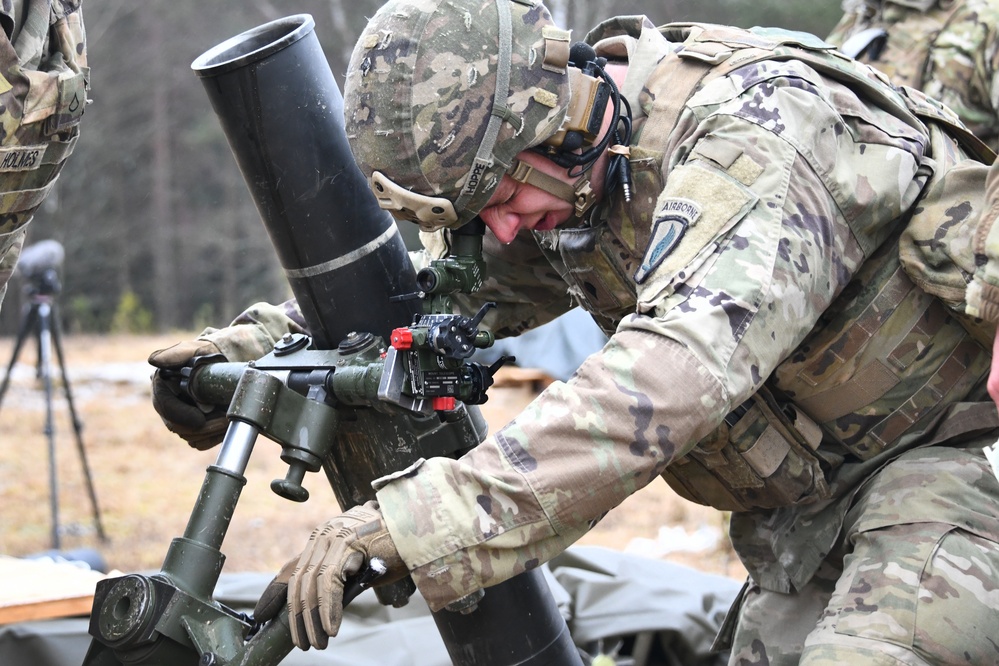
[{"xmin": 192, "ymin": 15, "xmax": 418, "ymax": 349}]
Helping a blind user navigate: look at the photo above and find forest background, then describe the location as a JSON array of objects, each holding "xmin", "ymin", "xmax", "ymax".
[{"xmin": 0, "ymin": 0, "xmax": 843, "ymax": 335}]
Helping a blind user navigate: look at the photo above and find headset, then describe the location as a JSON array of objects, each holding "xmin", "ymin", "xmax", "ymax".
[{"xmin": 535, "ymin": 42, "xmax": 634, "ymax": 201}]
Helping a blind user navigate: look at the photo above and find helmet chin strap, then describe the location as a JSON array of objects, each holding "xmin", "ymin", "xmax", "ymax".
[{"xmin": 507, "ymin": 159, "xmax": 597, "ymax": 220}]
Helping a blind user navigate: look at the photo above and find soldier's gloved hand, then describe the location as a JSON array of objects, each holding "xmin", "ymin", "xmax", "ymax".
[
  {"xmin": 269, "ymin": 501, "xmax": 407, "ymax": 650},
  {"xmin": 252, "ymin": 556, "xmax": 298, "ymax": 625},
  {"xmin": 148, "ymin": 339, "xmax": 228, "ymax": 450}
]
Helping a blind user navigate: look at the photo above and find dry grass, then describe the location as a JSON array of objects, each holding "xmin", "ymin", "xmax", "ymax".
[{"xmin": 0, "ymin": 333, "xmax": 746, "ymax": 582}]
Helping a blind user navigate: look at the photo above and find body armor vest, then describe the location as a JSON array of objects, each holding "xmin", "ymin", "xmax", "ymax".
[
  {"xmin": 0, "ymin": 0, "xmax": 87, "ymax": 240},
  {"xmin": 540, "ymin": 22, "xmax": 994, "ymax": 512}
]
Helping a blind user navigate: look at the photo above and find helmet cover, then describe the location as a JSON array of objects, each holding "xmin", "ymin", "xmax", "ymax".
[{"xmin": 344, "ymin": 0, "xmax": 572, "ymax": 229}]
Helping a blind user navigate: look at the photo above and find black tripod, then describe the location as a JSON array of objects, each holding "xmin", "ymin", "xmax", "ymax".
[{"xmin": 0, "ymin": 269, "xmax": 107, "ymax": 549}]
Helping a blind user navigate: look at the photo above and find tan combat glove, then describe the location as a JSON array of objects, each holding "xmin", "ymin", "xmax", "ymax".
[
  {"xmin": 253, "ymin": 501, "xmax": 408, "ymax": 650},
  {"xmin": 148, "ymin": 305, "xmax": 300, "ymax": 449},
  {"xmin": 148, "ymin": 339, "xmax": 229, "ymax": 450}
]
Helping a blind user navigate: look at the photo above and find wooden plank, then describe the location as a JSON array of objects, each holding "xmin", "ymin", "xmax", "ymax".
[
  {"xmin": 0, "ymin": 595, "xmax": 96, "ymax": 624},
  {"xmin": 491, "ymin": 366, "xmax": 554, "ymax": 390},
  {"xmin": 0, "ymin": 555, "xmax": 112, "ymax": 624}
]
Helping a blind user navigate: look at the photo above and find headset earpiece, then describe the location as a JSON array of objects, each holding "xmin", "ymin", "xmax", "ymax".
[
  {"xmin": 535, "ymin": 41, "xmax": 634, "ymax": 204},
  {"xmin": 541, "ymin": 42, "xmax": 611, "ymax": 158}
]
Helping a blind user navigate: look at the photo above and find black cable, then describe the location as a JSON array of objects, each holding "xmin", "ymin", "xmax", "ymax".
[
  {"xmin": 550, "ymin": 61, "xmax": 622, "ymax": 177},
  {"xmin": 540, "ymin": 59, "xmax": 634, "ymax": 202},
  {"xmin": 604, "ymin": 91, "xmax": 634, "ymax": 202}
]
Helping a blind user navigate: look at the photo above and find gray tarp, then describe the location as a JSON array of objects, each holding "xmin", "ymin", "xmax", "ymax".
[
  {"xmin": 0, "ymin": 546, "xmax": 742, "ymax": 666},
  {"xmin": 473, "ymin": 308, "xmax": 608, "ymax": 382}
]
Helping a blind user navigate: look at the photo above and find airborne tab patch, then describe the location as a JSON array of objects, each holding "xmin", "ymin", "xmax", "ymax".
[{"xmin": 635, "ymin": 198, "xmax": 701, "ymax": 284}]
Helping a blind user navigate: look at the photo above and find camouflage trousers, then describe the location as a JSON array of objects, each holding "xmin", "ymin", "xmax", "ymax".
[{"xmin": 728, "ymin": 445, "xmax": 999, "ymax": 665}]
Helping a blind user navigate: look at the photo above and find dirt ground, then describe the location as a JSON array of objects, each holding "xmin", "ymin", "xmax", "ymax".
[{"xmin": 0, "ymin": 333, "xmax": 747, "ymax": 583}]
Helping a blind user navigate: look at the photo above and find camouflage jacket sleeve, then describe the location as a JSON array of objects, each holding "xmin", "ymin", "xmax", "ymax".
[
  {"xmin": 967, "ymin": 158, "xmax": 999, "ymax": 322},
  {"xmin": 0, "ymin": 227, "xmax": 26, "ymax": 305},
  {"xmin": 197, "ymin": 299, "xmax": 308, "ymax": 362},
  {"xmin": 919, "ymin": 0, "xmax": 999, "ymax": 151},
  {"xmin": 827, "ymin": 0, "xmax": 999, "ymax": 151},
  {"xmin": 824, "ymin": 2, "xmax": 863, "ymax": 49},
  {"xmin": 0, "ymin": 226, "xmax": 25, "ymax": 310},
  {"xmin": 375, "ymin": 59, "xmax": 931, "ymax": 611}
]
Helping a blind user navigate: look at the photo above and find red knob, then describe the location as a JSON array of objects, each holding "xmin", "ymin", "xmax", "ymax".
[
  {"xmin": 390, "ymin": 327, "xmax": 413, "ymax": 350},
  {"xmin": 432, "ymin": 396, "xmax": 456, "ymax": 411}
]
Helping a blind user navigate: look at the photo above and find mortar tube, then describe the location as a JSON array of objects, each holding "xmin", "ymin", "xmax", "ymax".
[{"xmin": 191, "ymin": 15, "xmax": 419, "ymax": 349}]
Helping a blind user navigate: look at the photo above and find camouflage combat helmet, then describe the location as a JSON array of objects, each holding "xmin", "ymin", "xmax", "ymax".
[{"xmin": 343, "ymin": 0, "xmax": 573, "ymax": 230}]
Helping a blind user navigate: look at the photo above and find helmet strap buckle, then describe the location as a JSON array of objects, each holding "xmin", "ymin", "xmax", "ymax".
[{"xmin": 573, "ymin": 178, "xmax": 596, "ymax": 218}]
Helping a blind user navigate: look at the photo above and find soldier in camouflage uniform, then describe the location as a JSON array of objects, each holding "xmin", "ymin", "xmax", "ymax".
[
  {"xmin": 0, "ymin": 0, "xmax": 89, "ymax": 309},
  {"xmin": 827, "ymin": 0, "xmax": 999, "ymax": 150},
  {"xmin": 153, "ymin": 0, "xmax": 999, "ymax": 663}
]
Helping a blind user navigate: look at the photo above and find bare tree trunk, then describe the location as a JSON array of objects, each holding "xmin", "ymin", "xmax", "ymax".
[
  {"xmin": 147, "ymin": 13, "xmax": 177, "ymax": 330},
  {"xmin": 329, "ymin": 0, "xmax": 355, "ymax": 69},
  {"xmin": 545, "ymin": 0, "xmax": 620, "ymax": 39},
  {"xmin": 219, "ymin": 175, "xmax": 241, "ymax": 322},
  {"xmin": 111, "ymin": 156, "xmax": 131, "ymax": 297},
  {"xmin": 568, "ymin": 0, "xmax": 618, "ymax": 36},
  {"xmin": 547, "ymin": 0, "xmax": 568, "ymax": 29}
]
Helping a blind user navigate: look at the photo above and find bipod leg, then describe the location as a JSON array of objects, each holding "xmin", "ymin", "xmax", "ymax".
[
  {"xmin": 35, "ymin": 300, "xmax": 60, "ymax": 549},
  {"xmin": 0, "ymin": 301, "xmax": 39, "ymax": 409},
  {"xmin": 50, "ymin": 302, "xmax": 108, "ymax": 542}
]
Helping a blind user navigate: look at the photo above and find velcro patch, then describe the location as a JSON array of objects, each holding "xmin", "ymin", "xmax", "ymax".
[
  {"xmin": 533, "ymin": 88, "xmax": 558, "ymax": 108},
  {"xmin": 635, "ymin": 163, "xmax": 757, "ymax": 297},
  {"xmin": 635, "ymin": 198, "xmax": 701, "ymax": 283}
]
